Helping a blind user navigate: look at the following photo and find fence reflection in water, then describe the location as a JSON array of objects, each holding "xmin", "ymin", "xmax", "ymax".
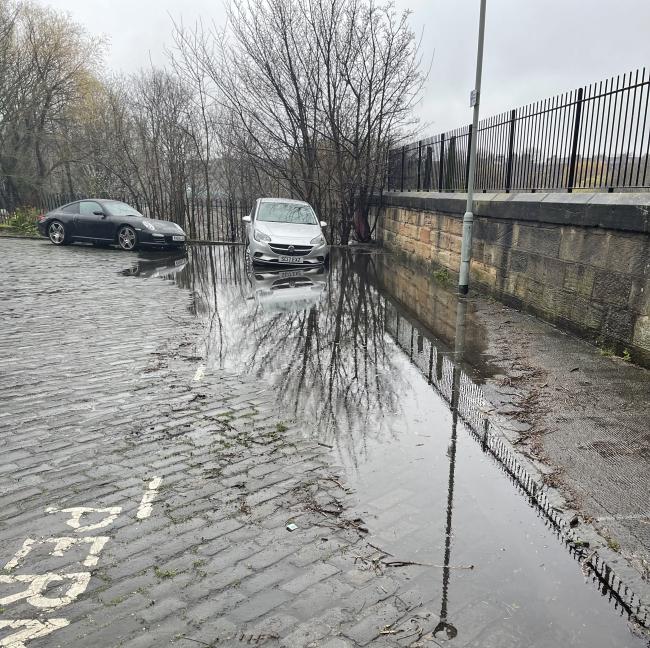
[{"xmin": 384, "ymin": 296, "xmax": 648, "ymax": 630}]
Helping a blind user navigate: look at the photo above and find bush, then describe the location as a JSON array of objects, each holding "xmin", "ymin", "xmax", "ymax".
[
  {"xmin": 0, "ymin": 207, "xmax": 40, "ymax": 236},
  {"xmin": 432, "ymin": 267, "xmax": 451, "ymax": 284}
]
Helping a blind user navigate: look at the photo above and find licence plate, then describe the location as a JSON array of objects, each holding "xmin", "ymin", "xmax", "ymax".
[
  {"xmin": 279, "ymin": 256, "xmax": 303, "ymax": 263},
  {"xmin": 280, "ymin": 270, "xmax": 303, "ymax": 278},
  {"xmin": 172, "ymin": 235, "xmax": 185, "ymax": 242}
]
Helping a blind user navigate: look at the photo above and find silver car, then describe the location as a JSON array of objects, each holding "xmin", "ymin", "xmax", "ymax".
[{"xmin": 243, "ymin": 198, "xmax": 329, "ymax": 266}]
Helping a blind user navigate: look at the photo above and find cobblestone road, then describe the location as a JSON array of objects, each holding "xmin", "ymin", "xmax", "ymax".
[
  {"xmin": 0, "ymin": 240, "xmax": 428, "ymax": 648},
  {"xmin": 3, "ymin": 239, "xmax": 649, "ymax": 648}
]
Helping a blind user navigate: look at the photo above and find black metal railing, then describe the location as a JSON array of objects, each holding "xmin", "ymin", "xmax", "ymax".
[{"xmin": 388, "ymin": 68, "xmax": 650, "ymax": 193}]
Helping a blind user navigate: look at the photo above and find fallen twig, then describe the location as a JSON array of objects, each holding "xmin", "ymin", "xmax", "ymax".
[
  {"xmin": 383, "ymin": 560, "xmax": 433, "ymax": 568},
  {"xmin": 367, "ymin": 542, "xmax": 393, "ymax": 556}
]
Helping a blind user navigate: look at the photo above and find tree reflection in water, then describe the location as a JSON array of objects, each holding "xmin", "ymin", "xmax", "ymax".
[
  {"xmin": 176, "ymin": 245, "xmax": 403, "ymax": 462},
  {"xmin": 169, "ymin": 245, "xmax": 650, "ymax": 636}
]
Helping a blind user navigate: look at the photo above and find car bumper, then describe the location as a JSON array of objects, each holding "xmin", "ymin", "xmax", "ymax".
[
  {"xmin": 249, "ymin": 238, "xmax": 329, "ymax": 266},
  {"xmin": 138, "ymin": 230, "xmax": 187, "ymax": 247},
  {"xmin": 37, "ymin": 222, "xmax": 48, "ymax": 237}
]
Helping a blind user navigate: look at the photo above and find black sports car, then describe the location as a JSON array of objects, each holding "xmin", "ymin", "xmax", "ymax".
[{"xmin": 37, "ymin": 199, "xmax": 187, "ymax": 251}]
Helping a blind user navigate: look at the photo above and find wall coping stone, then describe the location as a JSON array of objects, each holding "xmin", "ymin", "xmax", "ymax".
[{"xmin": 381, "ymin": 191, "xmax": 650, "ymax": 234}]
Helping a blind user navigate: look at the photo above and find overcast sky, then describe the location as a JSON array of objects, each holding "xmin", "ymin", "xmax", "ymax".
[{"xmin": 52, "ymin": 0, "xmax": 650, "ymax": 135}]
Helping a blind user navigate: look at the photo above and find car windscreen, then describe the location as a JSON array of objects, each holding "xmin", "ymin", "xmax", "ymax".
[
  {"xmin": 256, "ymin": 202, "xmax": 318, "ymax": 225},
  {"xmin": 106, "ymin": 202, "xmax": 143, "ymax": 217}
]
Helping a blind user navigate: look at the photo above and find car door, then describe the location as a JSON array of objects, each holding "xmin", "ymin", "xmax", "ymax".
[
  {"xmin": 76, "ymin": 201, "xmax": 110, "ymax": 240},
  {"xmin": 57, "ymin": 202, "xmax": 80, "ymax": 235}
]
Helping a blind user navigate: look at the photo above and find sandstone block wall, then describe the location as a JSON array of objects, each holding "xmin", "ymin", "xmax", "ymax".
[{"xmin": 378, "ymin": 192, "xmax": 650, "ymax": 365}]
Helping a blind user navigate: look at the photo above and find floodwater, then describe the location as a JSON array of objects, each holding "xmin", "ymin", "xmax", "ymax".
[{"xmin": 126, "ymin": 245, "xmax": 649, "ymax": 647}]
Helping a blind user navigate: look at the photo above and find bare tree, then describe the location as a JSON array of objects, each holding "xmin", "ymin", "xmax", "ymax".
[
  {"xmin": 0, "ymin": 0, "xmax": 425, "ymax": 244},
  {"xmin": 0, "ymin": 0, "xmax": 100, "ymax": 208},
  {"xmin": 172, "ymin": 0, "xmax": 424, "ymax": 243}
]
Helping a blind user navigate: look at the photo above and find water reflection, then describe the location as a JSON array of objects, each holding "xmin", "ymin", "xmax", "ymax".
[
  {"xmin": 175, "ymin": 246, "xmax": 407, "ymax": 462},
  {"xmin": 375, "ymin": 257, "xmax": 649, "ymax": 637},
  {"xmin": 249, "ymin": 266, "xmax": 328, "ymax": 313},
  {"xmin": 131, "ymin": 245, "xmax": 649, "ymax": 644},
  {"xmin": 434, "ymin": 299, "xmax": 468, "ymax": 641},
  {"xmin": 122, "ymin": 251, "xmax": 188, "ymax": 278}
]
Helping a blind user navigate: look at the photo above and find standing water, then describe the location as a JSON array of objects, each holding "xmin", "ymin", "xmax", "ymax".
[{"xmin": 128, "ymin": 245, "xmax": 649, "ymax": 647}]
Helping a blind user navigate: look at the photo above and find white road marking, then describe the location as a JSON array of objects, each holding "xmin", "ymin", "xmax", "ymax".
[
  {"xmin": 0, "ymin": 572, "xmax": 90, "ymax": 609},
  {"xmin": 4, "ymin": 539, "xmax": 35, "ymax": 571},
  {"xmin": 0, "ymin": 497, "xmax": 124, "ymax": 647},
  {"xmin": 5, "ymin": 537, "xmax": 109, "ymax": 570},
  {"xmin": 0, "ymin": 619, "xmax": 69, "ymax": 648},
  {"xmin": 57, "ymin": 506, "xmax": 122, "ymax": 532},
  {"xmin": 193, "ymin": 364, "xmax": 205, "ymax": 381},
  {"xmin": 136, "ymin": 476, "xmax": 163, "ymax": 520}
]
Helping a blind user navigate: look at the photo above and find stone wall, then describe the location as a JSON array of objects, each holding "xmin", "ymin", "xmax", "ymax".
[
  {"xmin": 371, "ymin": 252, "xmax": 501, "ymax": 380},
  {"xmin": 378, "ymin": 192, "xmax": 650, "ymax": 365}
]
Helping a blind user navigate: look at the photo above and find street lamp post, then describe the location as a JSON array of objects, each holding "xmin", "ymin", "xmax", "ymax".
[{"xmin": 458, "ymin": 0, "xmax": 487, "ymax": 295}]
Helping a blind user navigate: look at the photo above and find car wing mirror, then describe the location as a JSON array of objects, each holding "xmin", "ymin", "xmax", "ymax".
[
  {"xmin": 320, "ymin": 221, "xmax": 327, "ymax": 228},
  {"xmin": 242, "ymin": 215, "xmax": 251, "ymax": 223},
  {"xmin": 93, "ymin": 210, "xmax": 106, "ymax": 217}
]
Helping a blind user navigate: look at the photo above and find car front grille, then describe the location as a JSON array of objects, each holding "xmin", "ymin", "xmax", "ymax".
[
  {"xmin": 269, "ymin": 243, "xmax": 313, "ymax": 256},
  {"xmin": 272, "ymin": 278, "xmax": 313, "ymax": 289}
]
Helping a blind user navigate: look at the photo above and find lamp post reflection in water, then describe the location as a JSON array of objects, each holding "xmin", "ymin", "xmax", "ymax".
[{"xmin": 433, "ymin": 297, "xmax": 468, "ymax": 641}]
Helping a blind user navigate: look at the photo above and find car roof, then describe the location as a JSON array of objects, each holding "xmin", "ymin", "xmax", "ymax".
[
  {"xmin": 54, "ymin": 198, "xmax": 133, "ymax": 210},
  {"xmin": 258, "ymin": 197, "xmax": 311, "ymax": 207},
  {"xmin": 56, "ymin": 198, "xmax": 117, "ymax": 206}
]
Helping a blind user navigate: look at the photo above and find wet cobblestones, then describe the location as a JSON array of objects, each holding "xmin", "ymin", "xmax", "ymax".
[
  {"xmin": 0, "ymin": 240, "xmax": 431, "ymax": 647},
  {"xmin": 2, "ymin": 239, "xmax": 648, "ymax": 648}
]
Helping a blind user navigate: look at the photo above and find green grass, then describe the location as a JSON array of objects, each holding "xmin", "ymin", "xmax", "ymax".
[
  {"xmin": 154, "ymin": 566, "xmax": 177, "ymax": 580},
  {"xmin": 0, "ymin": 207, "xmax": 40, "ymax": 236},
  {"xmin": 598, "ymin": 344, "xmax": 633, "ymax": 363},
  {"xmin": 108, "ymin": 595, "xmax": 127, "ymax": 606},
  {"xmin": 432, "ymin": 267, "xmax": 450, "ymax": 284},
  {"xmin": 275, "ymin": 422, "xmax": 288, "ymax": 434}
]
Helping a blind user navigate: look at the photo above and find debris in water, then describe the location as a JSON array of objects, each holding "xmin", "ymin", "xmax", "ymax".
[{"xmin": 286, "ymin": 522, "xmax": 298, "ymax": 532}]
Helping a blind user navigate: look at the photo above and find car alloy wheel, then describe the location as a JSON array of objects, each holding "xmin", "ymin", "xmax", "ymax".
[
  {"xmin": 118, "ymin": 226, "xmax": 137, "ymax": 251},
  {"xmin": 48, "ymin": 221, "xmax": 66, "ymax": 245}
]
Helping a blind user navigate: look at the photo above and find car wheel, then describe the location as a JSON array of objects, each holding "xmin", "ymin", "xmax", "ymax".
[
  {"xmin": 117, "ymin": 226, "xmax": 137, "ymax": 251},
  {"xmin": 48, "ymin": 220, "xmax": 68, "ymax": 245}
]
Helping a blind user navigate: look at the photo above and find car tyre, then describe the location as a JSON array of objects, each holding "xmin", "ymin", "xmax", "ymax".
[
  {"xmin": 117, "ymin": 226, "xmax": 138, "ymax": 251},
  {"xmin": 48, "ymin": 220, "xmax": 69, "ymax": 245}
]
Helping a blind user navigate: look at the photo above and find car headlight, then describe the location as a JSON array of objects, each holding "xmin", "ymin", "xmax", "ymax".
[
  {"xmin": 254, "ymin": 229, "xmax": 271, "ymax": 242},
  {"xmin": 142, "ymin": 220, "xmax": 155, "ymax": 231},
  {"xmin": 310, "ymin": 234, "xmax": 326, "ymax": 245}
]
